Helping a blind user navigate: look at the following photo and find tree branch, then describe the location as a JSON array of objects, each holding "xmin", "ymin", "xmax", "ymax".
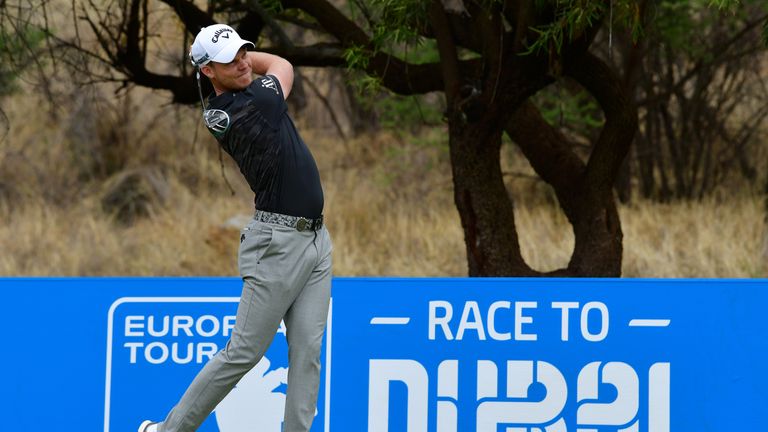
[
  {"xmin": 156, "ymin": 0, "xmax": 214, "ymax": 35},
  {"xmin": 281, "ymin": 0, "xmax": 447, "ymax": 95},
  {"xmin": 284, "ymin": 0, "xmax": 369, "ymax": 45},
  {"xmin": 468, "ymin": 1, "xmax": 504, "ymax": 101},
  {"xmin": 260, "ymin": 43, "xmax": 347, "ymax": 67},
  {"xmin": 504, "ymin": 100, "xmax": 586, "ymax": 221},
  {"xmin": 637, "ymin": 13, "xmax": 768, "ymax": 107},
  {"xmin": 428, "ymin": 0, "xmax": 461, "ymax": 105},
  {"xmin": 120, "ymin": 0, "xmax": 143, "ymax": 70},
  {"xmin": 565, "ymin": 51, "xmax": 637, "ymax": 192}
]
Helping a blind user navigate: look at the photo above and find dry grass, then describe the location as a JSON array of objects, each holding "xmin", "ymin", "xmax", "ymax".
[
  {"xmin": 0, "ymin": 185, "xmax": 244, "ymax": 276},
  {"xmin": 620, "ymin": 197, "xmax": 767, "ymax": 277},
  {"xmin": 0, "ymin": 88, "xmax": 766, "ymax": 277},
  {"xmin": 1, "ymin": 173, "xmax": 764, "ymax": 277}
]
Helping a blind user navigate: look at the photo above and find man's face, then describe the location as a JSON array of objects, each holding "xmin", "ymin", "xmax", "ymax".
[{"xmin": 203, "ymin": 47, "xmax": 252, "ymax": 93}]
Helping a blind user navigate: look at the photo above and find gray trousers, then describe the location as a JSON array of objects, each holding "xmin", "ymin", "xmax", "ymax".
[{"xmin": 159, "ymin": 219, "xmax": 333, "ymax": 432}]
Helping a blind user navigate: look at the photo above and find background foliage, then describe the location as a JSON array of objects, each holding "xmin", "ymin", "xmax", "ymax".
[{"xmin": 0, "ymin": 0, "xmax": 766, "ymax": 276}]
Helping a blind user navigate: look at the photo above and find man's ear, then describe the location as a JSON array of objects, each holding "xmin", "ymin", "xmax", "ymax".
[{"xmin": 200, "ymin": 64, "xmax": 215, "ymax": 79}]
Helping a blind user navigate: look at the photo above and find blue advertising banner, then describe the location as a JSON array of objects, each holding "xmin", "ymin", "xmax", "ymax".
[
  {"xmin": 329, "ymin": 279, "xmax": 768, "ymax": 432},
  {"xmin": 1, "ymin": 278, "xmax": 766, "ymax": 432}
]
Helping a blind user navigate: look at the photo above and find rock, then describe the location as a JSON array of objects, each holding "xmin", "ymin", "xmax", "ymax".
[
  {"xmin": 442, "ymin": 0, "xmax": 469, "ymax": 15},
  {"xmin": 205, "ymin": 214, "xmax": 251, "ymax": 257},
  {"xmin": 100, "ymin": 167, "xmax": 170, "ymax": 224},
  {"xmin": 225, "ymin": 214, "xmax": 252, "ymax": 229}
]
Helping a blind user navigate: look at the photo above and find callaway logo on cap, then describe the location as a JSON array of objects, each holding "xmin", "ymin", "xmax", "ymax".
[{"xmin": 189, "ymin": 24, "xmax": 255, "ymax": 67}]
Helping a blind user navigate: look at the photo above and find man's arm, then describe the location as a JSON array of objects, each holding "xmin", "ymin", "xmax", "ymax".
[{"xmin": 246, "ymin": 52, "xmax": 294, "ymax": 99}]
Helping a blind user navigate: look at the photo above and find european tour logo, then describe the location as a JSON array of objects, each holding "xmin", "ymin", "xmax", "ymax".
[{"xmin": 103, "ymin": 297, "xmax": 327, "ymax": 432}]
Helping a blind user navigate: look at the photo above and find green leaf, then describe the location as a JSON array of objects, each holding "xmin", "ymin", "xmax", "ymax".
[
  {"xmin": 343, "ymin": 45, "xmax": 371, "ymax": 70},
  {"xmin": 0, "ymin": 24, "xmax": 46, "ymax": 96}
]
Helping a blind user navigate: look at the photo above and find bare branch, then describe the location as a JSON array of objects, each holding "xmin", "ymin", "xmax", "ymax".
[
  {"xmin": 156, "ymin": 0, "xmax": 214, "ymax": 35},
  {"xmin": 428, "ymin": 0, "xmax": 461, "ymax": 104},
  {"xmin": 565, "ymin": 51, "xmax": 638, "ymax": 191},
  {"xmin": 299, "ymin": 71, "xmax": 347, "ymax": 142}
]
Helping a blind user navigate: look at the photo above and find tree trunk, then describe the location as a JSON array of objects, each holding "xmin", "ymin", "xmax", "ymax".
[
  {"xmin": 763, "ymin": 176, "xmax": 768, "ymax": 263},
  {"xmin": 429, "ymin": 0, "xmax": 534, "ymax": 276},
  {"xmin": 507, "ymin": 102, "xmax": 624, "ymax": 276},
  {"xmin": 565, "ymin": 188, "xmax": 623, "ymax": 275},
  {"xmin": 562, "ymin": 52, "xmax": 635, "ymax": 275},
  {"xmin": 503, "ymin": 50, "xmax": 636, "ymax": 277},
  {"xmin": 448, "ymin": 119, "xmax": 536, "ymax": 276},
  {"xmin": 615, "ymin": 153, "xmax": 632, "ymax": 203}
]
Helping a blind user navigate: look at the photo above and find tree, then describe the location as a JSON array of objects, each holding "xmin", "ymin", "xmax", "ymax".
[
  {"xmin": 0, "ymin": 3, "xmax": 46, "ymax": 141},
  {"xmin": 626, "ymin": 0, "xmax": 768, "ymax": 201},
  {"xmin": 23, "ymin": 0, "xmax": 747, "ymax": 276}
]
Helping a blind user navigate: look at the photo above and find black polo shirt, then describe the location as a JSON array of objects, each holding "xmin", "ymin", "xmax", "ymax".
[{"xmin": 207, "ymin": 75, "xmax": 324, "ymax": 219}]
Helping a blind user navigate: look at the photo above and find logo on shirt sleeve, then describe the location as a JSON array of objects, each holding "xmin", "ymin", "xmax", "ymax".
[{"xmin": 259, "ymin": 76, "xmax": 280, "ymax": 96}]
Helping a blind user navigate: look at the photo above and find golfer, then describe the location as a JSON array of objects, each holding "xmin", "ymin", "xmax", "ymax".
[{"xmin": 139, "ymin": 24, "xmax": 332, "ymax": 432}]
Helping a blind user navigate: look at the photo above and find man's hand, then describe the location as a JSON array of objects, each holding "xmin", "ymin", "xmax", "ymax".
[{"xmin": 246, "ymin": 52, "xmax": 294, "ymax": 99}]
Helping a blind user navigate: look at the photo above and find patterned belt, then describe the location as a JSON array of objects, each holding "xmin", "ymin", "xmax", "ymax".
[{"xmin": 254, "ymin": 210, "xmax": 324, "ymax": 232}]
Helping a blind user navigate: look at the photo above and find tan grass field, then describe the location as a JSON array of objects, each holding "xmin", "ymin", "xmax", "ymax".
[
  {"xmin": 0, "ymin": 89, "xmax": 766, "ymax": 277},
  {"xmin": 1, "ymin": 178, "xmax": 765, "ymax": 277}
]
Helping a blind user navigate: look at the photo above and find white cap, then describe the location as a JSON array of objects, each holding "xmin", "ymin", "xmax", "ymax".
[{"xmin": 189, "ymin": 24, "xmax": 254, "ymax": 67}]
